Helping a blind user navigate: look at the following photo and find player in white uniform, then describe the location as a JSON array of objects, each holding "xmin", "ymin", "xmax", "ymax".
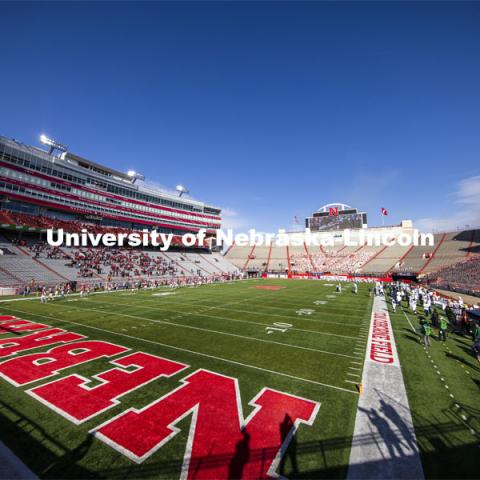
[{"xmin": 40, "ymin": 287, "xmax": 47, "ymax": 304}]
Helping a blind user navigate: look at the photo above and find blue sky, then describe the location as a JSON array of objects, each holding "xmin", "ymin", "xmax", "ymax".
[{"xmin": 1, "ymin": 1, "xmax": 479, "ymax": 233}]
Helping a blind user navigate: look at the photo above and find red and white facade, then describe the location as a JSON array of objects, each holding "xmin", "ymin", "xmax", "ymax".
[{"xmin": 0, "ymin": 136, "xmax": 221, "ymax": 235}]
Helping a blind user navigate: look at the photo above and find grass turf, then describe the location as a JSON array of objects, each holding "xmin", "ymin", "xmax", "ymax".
[
  {"xmin": 387, "ymin": 300, "xmax": 480, "ymax": 479},
  {"xmin": 1, "ymin": 280, "xmax": 478, "ymax": 479},
  {"xmin": 0, "ymin": 279, "xmax": 371, "ymax": 479}
]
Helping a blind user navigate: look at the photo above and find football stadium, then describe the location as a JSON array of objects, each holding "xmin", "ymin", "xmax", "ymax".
[
  {"xmin": 0, "ymin": 133, "xmax": 479, "ymax": 480},
  {"xmin": 2, "ymin": 2, "xmax": 480, "ymax": 480}
]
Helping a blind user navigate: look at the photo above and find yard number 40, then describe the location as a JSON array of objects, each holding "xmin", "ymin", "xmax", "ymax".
[{"xmin": 265, "ymin": 322, "xmax": 292, "ymax": 334}]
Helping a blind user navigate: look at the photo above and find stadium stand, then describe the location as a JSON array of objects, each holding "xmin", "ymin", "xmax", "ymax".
[
  {"xmin": 323, "ymin": 245, "xmax": 377, "ymax": 274},
  {"xmin": 0, "ymin": 133, "xmax": 224, "ymax": 296},
  {"xmin": 0, "ymin": 254, "xmax": 68, "ymax": 285},
  {"xmin": 424, "ymin": 256, "xmax": 480, "ymax": 296},
  {"xmin": 419, "ymin": 230, "xmax": 480, "ymax": 272},
  {"xmin": 244, "ymin": 245, "xmax": 270, "ymax": 271},
  {"xmin": 182, "ymin": 252, "xmax": 219, "ymax": 274},
  {"xmin": 224, "ymin": 243, "xmax": 257, "ymax": 270},
  {"xmin": 392, "ymin": 230, "xmax": 480, "ymax": 274},
  {"xmin": 224, "ymin": 228, "xmax": 480, "ymax": 278},
  {"xmin": 289, "ymin": 244, "xmax": 311, "ymax": 273},
  {"xmin": 359, "ymin": 244, "xmax": 411, "ymax": 274},
  {"xmin": 0, "ymin": 234, "xmax": 240, "ymax": 291},
  {"xmin": 4, "ymin": 225, "xmax": 474, "ymax": 289},
  {"xmin": 392, "ymin": 233, "xmax": 445, "ymax": 273},
  {"xmin": 267, "ymin": 245, "xmax": 288, "ymax": 272},
  {"xmin": 204, "ymin": 252, "xmax": 239, "ymax": 274},
  {"xmin": 1, "ymin": 130, "xmax": 479, "ymax": 293},
  {"xmin": 228, "ymin": 243, "xmax": 385, "ymax": 274}
]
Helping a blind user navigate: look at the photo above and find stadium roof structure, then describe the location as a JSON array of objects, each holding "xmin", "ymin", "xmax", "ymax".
[
  {"xmin": 316, "ymin": 203, "xmax": 353, "ymax": 213},
  {"xmin": 65, "ymin": 151, "xmax": 136, "ymax": 183},
  {"xmin": 0, "ymin": 134, "xmax": 222, "ymax": 234},
  {"xmin": 0, "ymin": 135, "xmax": 221, "ymax": 211}
]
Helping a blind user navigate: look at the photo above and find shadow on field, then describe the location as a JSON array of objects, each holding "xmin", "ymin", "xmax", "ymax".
[
  {"xmin": 445, "ymin": 351, "xmax": 480, "ymax": 373},
  {"xmin": 0, "ymin": 400, "xmax": 95, "ymax": 478},
  {"xmin": 452, "ymin": 337, "xmax": 473, "ymax": 348},
  {"xmin": 1, "ymin": 398, "xmax": 479, "ymax": 479},
  {"xmin": 402, "ymin": 333, "xmax": 420, "ymax": 345},
  {"xmin": 95, "ymin": 418, "xmax": 478, "ymax": 479}
]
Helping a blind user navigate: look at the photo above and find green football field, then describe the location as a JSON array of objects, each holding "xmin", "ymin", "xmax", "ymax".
[
  {"xmin": 387, "ymin": 300, "xmax": 480, "ymax": 479},
  {"xmin": 0, "ymin": 279, "xmax": 478, "ymax": 479}
]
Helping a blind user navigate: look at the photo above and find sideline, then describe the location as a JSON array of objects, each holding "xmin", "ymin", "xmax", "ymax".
[
  {"xmin": 347, "ymin": 294, "xmax": 424, "ymax": 479},
  {"xmin": 0, "ymin": 280, "xmax": 245, "ymax": 303}
]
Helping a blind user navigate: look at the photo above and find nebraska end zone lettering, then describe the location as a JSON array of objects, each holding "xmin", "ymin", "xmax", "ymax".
[
  {"xmin": 0, "ymin": 328, "xmax": 85, "ymax": 359},
  {"xmin": 94, "ymin": 369, "xmax": 320, "ymax": 479},
  {"xmin": 0, "ymin": 314, "xmax": 320, "ymax": 478},
  {"xmin": 29, "ymin": 352, "xmax": 187, "ymax": 424},
  {"xmin": 0, "ymin": 317, "xmax": 49, "ymax": 335},
  {"xmin": 0, "ymin": 341, "xmax": 129, "ymax": 386}
]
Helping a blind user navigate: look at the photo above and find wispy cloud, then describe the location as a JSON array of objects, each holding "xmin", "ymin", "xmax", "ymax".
[
  {"xmin": 220, "ymin": 207, "xmax": 250, "ymax": 231},
  {"xmin": 415, "ymin": 176, "xmax": 480, "ymax": 232}
]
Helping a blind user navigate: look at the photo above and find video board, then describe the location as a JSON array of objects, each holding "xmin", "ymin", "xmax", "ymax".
[{"xmin": 307, "ymin": 211, "xmax": 366, "ymax": 231}]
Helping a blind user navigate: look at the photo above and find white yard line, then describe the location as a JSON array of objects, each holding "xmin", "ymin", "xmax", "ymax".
[
  {"xmin": 402, "ymin": 308, "xmax": 417, "ymax": 333},
  {"xmin": 80, "ymin": 298, "xmax": 359, "ymax": 339},
  {"xmin": 0, "ymin": 287, "xmax": 167, "ymax": 303},
  {"xmin": 0, "ymin": 306, "xmax": 357, "ymax": 395},
  {"xmin": 101, "ymin": 296, "xmax": 365, "ymax": 328},
  {"xmin": 47, "ymin": 302, "xmax": 356, "ymax": 359},
  {"xmin": 0, "ymin": 280, "xmax": 249, "ymax": 304}
]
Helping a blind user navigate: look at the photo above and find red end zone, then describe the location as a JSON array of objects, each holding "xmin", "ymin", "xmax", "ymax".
[{"xmin": 0, "ymin": 313, "xmax": 320, "ymax": 478}]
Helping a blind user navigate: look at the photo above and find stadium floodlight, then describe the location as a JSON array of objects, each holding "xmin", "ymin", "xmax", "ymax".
[
  {"xmin": 176, "ymin": 185, "xmax": 189, "ymax": 197},
  {"xmin": 126, "ymin": 170, "xmax": 145, "ymax": 184},
  {"xmin": 39, "ymin": 134, "xmax": 68, "ymax": 155}
]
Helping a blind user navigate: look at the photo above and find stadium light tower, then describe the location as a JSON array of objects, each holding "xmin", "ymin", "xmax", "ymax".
[
  {"xmin": 39, "ymin": 134, "xmax": 67, "ymax": 155},
  {"xmin": 126, "ymin": 170, "xmax": 145, "ymax": 184},
  {"xmin": 176, "ymin": 185, "xmax": 189, "ymax": 197}
]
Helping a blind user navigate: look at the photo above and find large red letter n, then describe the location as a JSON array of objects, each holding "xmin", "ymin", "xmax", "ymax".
[{"xmin": 94, "ymin": 369, "xmax": 319, "ymax": 479}]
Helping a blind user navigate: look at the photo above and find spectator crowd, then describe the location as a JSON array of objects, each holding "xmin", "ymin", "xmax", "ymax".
[
  {"xmin": 290, "ymin": 249, "xmax": 376, "ymax": 274},
  {"xmin": 423, "ymin": 257, "xmax": 480, "ymax": 297}
]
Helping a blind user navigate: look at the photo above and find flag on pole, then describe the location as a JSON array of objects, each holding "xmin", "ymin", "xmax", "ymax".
[{"xmin": 381, "ymin": 208, "xmax": 388, "ymax": 216}]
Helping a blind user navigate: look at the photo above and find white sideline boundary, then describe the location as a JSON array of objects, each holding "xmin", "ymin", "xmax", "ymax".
[
  {"xmin": 347, "ymin": 295, "xmax": 424, "ymax": 479},
  {"xmin": 0, "ymin": 279, "xmax": 247, "ymax": 303},
  {"xmin": 0, "ymin": 441, "xmax": 37, "ymax": 480}
]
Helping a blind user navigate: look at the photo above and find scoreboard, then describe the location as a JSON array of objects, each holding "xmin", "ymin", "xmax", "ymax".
[{"xmin": 306, "ymin": 204, "xmax": 367, "ymax": 232}]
